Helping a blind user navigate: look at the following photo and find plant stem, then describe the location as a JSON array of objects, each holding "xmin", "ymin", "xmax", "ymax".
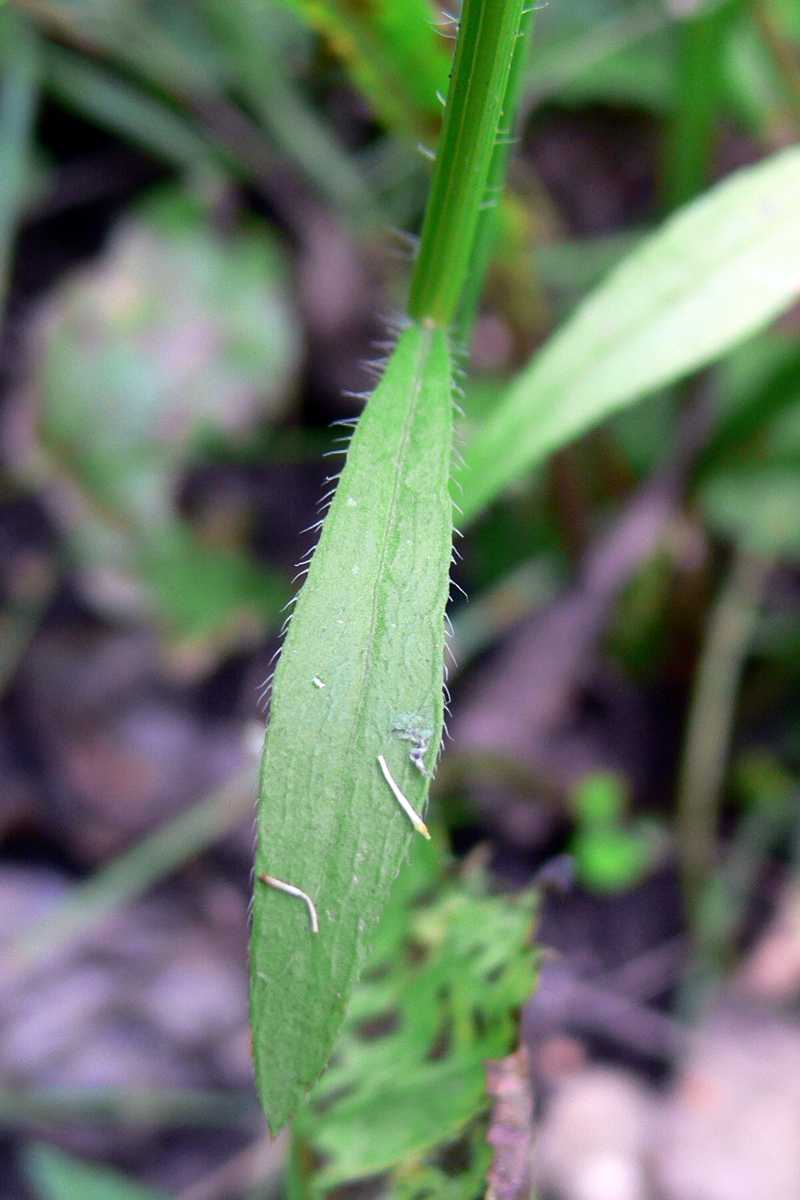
[
  {"xmin": 753, "ymin": 0, "xmax": 800, "ymax": 119},
  {"xmin": 408, "ymin": 0, "xmax": 528, "ymax": 327},
  {"xmin": 676, "ymin": 544, "xmax": 772, "ymax": 923},
  {"xmin": 453, "ymin": 0, "xmax": 536, "ymax": 348}
]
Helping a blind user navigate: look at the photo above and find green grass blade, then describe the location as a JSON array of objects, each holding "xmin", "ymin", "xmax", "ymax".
[
  {"xmin": 17, "ymin": 0, "xmax": 212, "ymax": 94},
  {"xmin": 0, "ymin": 766, "xmax": 256, "ymax": 993},
  {"xmin": 662, "ymin": 3, "xmax": 732, "ymax": 210},
  {"xmin": 524, "ymin": 1, "xmax": 670, "ymax": 111},
  {"xmin": 251, "ymin": 323, "xmax": 453, "ymax": 1134},
  {"xmin": 459, "ymin": 144, "xmax": 800, "ymax": 521},
  {"xmin": 24, "ymin": 1144, "xmax": 167, "ymax": 1200},
  {"xmin": 192, "ymin": 0, "xmax": 378, "ymax": 224},
  {"xmin": 0, "ymin": 10, "xmax": 39, "ymax": 311},
  {"xmin": 45, "ymin": 44, "xmax": 217, "ymax": 177}
]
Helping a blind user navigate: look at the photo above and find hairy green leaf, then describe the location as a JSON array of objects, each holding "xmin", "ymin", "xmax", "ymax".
[
  {"xmin": 459, "ymin": 145, "xmax": 800, "ymax": 521},
  {"xmin": 251, "ymin": 322, "xmax": 453, "ymax": 1133}
]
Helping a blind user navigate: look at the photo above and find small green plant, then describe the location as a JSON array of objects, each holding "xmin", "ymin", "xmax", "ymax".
[
  {"xmin": 250, "ymin": 0, "xmax": 534, "ymax": 1134},
  {"xmin": 570, "ymin": 770, "xmax": 658, "ymax": 894},
  {"xmin": 5, "ymin": 0, "xmax": 800, "ymax": 1192},
  {"xmin": 250, "ymin": 0, "xmax": 800, "ymax": 1139},
  {"xmin": 9, "ymin": 187, "xmax": 299, "ymax": 670}
]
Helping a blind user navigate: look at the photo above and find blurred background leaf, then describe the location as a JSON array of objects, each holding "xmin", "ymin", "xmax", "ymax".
[
  {"xmin": 6, "ymin": 186, "xmax": 301, "ymax": 670},
  {"xmin": 24, "ymin": 1143, "xmax": 168, "ymax": 1200}
]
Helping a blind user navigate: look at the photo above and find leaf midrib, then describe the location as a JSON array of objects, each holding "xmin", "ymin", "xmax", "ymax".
[{"xmin": 345, "ymin": 325, "xmax": 436, "ymax": 766}]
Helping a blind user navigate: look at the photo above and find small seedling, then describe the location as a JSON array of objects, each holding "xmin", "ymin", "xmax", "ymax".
[{"xmin": 570, "ymin": 772, "xmax": 657, "ymax": 894}]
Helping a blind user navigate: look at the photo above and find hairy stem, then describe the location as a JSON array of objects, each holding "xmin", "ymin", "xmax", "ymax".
[{"xmin": 408, "ymin": 0, "xmax": 528, "ymax": 326}]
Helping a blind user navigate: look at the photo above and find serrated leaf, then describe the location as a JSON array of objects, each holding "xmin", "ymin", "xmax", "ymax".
[
  {"xmin": 23, "ymin": 1144, "xmax": 167, "ymax": 1200},
  {"xmin": 292, "ymin": 837, "xmax": 537, "ymax": 1197},
  {"xmin": 251, "ymin": 323, "xmax": 454, "ymax": 1133},
  {"xmin": 459, "ymin": 145, "xmax": 800, "ymax": 521}
]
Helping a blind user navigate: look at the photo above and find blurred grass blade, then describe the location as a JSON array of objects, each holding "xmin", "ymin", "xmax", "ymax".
[
  {"xmin": 459, "ymin": 144, "xmax": 800, "ymax": 521},
  {"xmin": 45, "ymin": 44, "xmax": 218, "ymax": 178},
  {"xmin": 663, "ymin": 2, "xmax": 732, "ymax": 210},
  {"xmin": 251, "ymin": 323, "xmax": 453, "ymax": 1134},
  {"xmin": 676, "ymin": 544, "xmax": 772, "ymax": 924},
  {"xmin": 24, "ymin": 1143, "xmax": 167, "ymax": 1200},
  {"xmin": 0, "ymin": 1088, "xmax": 260, "ymax": 1128},
  {"xmin": 276, "ymin": 0, "xmax": 451, "ymax": 138},
  {"xmin": 0, "ymin": 765, "xmax": 257, "ymax": 994},
  {"xmin": 199, "ymin": 0, "xmax": 377, "ymax": 223},
  {"xmin": 15, "ymin": 0, "xmax": 211, "ymax": 95},
  {"xmin": 524, "ymin": 0, "xmax": 670, "ymax": 111},
  {"xmin": 0, "ymin": 9, "xmax": 39, "ymax": 311}
]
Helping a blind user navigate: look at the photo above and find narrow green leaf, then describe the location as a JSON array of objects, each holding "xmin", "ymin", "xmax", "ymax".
[
  {"xmin": 0, "ymin": 766, "xmax": 256, "ymax": 994},
  {"xmin": 193, "ymin": 0, "xmax": 378, "ymax": 225},
  {"xmin": 251, "ymin": 323, "xmax": 453, "ymax": 1133},
  {"xmin": 459, "ymin": 145, "xmax": 800, "ymax": 521},
  {"xmin": 0, "ymin": 9, "xmax": 39, "ymax": 311},
  {"xmin": 524, "ymin": 2, "xmax": 672, "ymax": 113},
  {"xmin": 24, "ymin": 1144, "xmax": 167, "ymax": 1200},
  {"xmin": 45, "ymin": 45, "xmax": 217, "ymax": 178},
  {"xmin": 662, "ymin": 2, "xmax": 733, "ymax": 210}
]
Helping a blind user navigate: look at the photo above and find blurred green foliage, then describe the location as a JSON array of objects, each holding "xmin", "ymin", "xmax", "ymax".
[
  {"xmin": 571, "ymin": 771, "xmax": 657, "ymax": 893},
  {"xmin": 24, "ymin": 1144, "xmax": 167, "ymax": 1200},
  {"xmin": 277, "ymin": 0, "xmax": 451, "ymax": 139},
  {"xmin": 9, "ymin": 187, "xmax": 300, "ymax": 670},
  {"xmin": 19, "ymin": 838, "xmax": 537, "ymax": 1200}
]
